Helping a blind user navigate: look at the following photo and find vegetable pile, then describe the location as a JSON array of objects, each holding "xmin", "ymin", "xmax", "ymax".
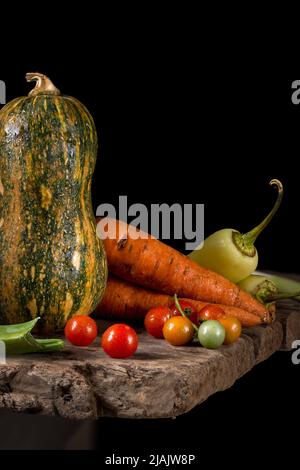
[
  {"xmin": 0, "ymin": 74, "xmax": 296, "ymax": 361},
  {"xmin": 98, "ymin": 219, "xmax": 269, "ymax": 321},
  {"xmin": 145, "ymin": 296, "xmax": 242, "ymax": 349},
  {"xmin": 94, "ymin": 178, "xmax": 299, "ymax": 357}
]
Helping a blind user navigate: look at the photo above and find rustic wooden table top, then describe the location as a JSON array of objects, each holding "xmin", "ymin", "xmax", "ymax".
[{"xmin": 0, "ymin": 275, "xmax": 299, "ymax": 420}]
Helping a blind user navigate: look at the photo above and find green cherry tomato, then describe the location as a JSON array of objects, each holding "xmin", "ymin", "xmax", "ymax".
[{"xmin": 198, "ymin": 320, "xmax": 225, "ymax": 349}]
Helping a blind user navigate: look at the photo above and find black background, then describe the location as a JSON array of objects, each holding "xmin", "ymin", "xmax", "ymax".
[
  {"xmin": 1, "ymin": 66, "xmax": 298, "ymax": 272},
  {"xmin": 1, "ymin": 53, "xmax": 300, "ymax": 465}
]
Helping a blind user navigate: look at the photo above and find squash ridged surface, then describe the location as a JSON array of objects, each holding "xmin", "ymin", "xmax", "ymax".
[{"xmin": 0, "ymin": 95, "xmax": 107, "ymax": 332}]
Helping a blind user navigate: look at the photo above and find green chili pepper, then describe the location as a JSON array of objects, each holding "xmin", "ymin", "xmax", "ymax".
[
  {"xmin": 238, "ymin": 274, "xmax": 300, "ymax": 305},
  {"xmin": 0, "ymin": 317, "xmax": 64, "ymax": 355},
  {"xmin": 255, "ymin": 272, "xmax": 300, "ymax": 302},
  {"xmin": 188, "ymin": 179, "xmax": 283, "ymax": 283}
]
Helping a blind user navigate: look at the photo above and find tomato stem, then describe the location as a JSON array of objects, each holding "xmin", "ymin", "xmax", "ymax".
[{"xmin": 174, "ymin": 294, "xmax": 199, "ymax": 333}]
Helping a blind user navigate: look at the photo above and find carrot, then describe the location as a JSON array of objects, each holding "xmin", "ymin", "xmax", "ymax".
[
  {"xmin": 95, "ymin": 276, "xmax": 266, "ymax": 327},
  {"xmin": 97, "ymin": 218, "xmax": 271, "ymax": 322}
]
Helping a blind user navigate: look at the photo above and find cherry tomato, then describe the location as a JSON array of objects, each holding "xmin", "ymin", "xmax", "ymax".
[
  {"xmin": 64, "ymin": 315, "xmax": 98, "ymax": 346},
  {"xmin": 198, "ymin": 320, "xmax": 225, "ymax": 349},
  {"xmin": 101, "ymin": 324, "xmax": 138, "ymax": 358},
  {"xmin": 219, "ymin": 317, "xmax": 242, "ymax": 345},
  {"xmin": 198, "ymin": 305, "xmax": 225, "ymax": 322},
  {"xmin": 144, "ymin": 307, "xmax": 172, "ymax": 338},
  {"xmin": 170, "ymin": 300, "xmax": 197, "ymax": 321},
  {"xmin": 163, "ymin": 316, "xmax": 194, "ymax": 346}
]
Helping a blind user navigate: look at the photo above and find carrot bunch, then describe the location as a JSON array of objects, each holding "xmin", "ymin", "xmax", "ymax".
[{"xmin": 94, "ymin": 218, "xmax": 273, "ymax": 327}]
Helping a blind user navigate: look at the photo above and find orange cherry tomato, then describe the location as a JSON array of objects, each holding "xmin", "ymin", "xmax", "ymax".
[
  {"xmin": 219, "ymin": 317, "xmax": 242, "ymax": 345},
  {"xmin": 163, "ymin": 316, "xmax": 194, "ymax": 346},
  {"xmin": 198, "ymin": 305, "xmax": 225, "ymax": 322}
]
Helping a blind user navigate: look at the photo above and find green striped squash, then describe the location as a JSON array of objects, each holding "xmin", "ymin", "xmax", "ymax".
[{"xmin": 0, "ymin": 73, "xmax": 107, "ymax": 333}]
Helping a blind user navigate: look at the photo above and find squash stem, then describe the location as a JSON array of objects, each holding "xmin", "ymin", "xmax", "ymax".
[{"xmin": 26, "ymin": 73, "xmax": 60, "ymax": 97}]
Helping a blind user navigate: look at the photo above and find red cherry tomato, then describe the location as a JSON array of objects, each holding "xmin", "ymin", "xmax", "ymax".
[
  {"xmin": 64, "ymin": 315, "xmax": 98, "ymax": 346},
  {"xmin": 101, "ymin": 324, "xmax": 138, "ymax": 358},
  {"xmin": 198, "ymin": 305, "xmax": 225, "ymax": 322},
  {"xmin": 170, "ymin": 300, "xmax": 196, "ymax": 321},
  {"xmin": 144, "ymin": 307, "xmax": 172, "ymax": 338}
]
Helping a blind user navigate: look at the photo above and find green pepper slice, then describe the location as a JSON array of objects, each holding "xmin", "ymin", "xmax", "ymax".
[{"xmin": 0, "ymin": 317, "xmax": 64, "ymax": 355}]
